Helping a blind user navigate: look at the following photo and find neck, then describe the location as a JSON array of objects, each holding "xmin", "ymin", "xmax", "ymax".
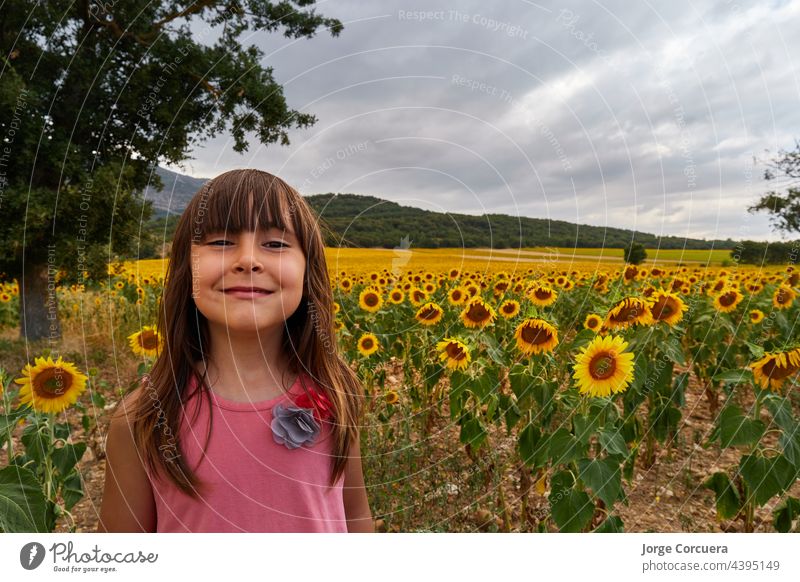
[{"xmin": 200, "ymin": 322, "xmax": 292, "ymax": 394}]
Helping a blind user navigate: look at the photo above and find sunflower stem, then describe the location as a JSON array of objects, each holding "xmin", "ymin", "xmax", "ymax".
[{"xmin": 44, "ymin": 414, "xmax": 55, "ymax": 504}]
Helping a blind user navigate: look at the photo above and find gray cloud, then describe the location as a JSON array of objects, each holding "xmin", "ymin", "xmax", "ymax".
[{"xmin": 167, "ymin": 0, "xmax": 800, "ymax": 242}]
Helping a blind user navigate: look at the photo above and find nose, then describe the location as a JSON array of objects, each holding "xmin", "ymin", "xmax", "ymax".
[{"xmin": 232, "ymin": 237, "xmax": 263, "ymax": 272}]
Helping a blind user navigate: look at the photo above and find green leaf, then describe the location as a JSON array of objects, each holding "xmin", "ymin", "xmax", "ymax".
[
  {"xmin": 712, "ymin": 369, "xmax": 754, "ymax": 385},
  {"xmin": 0, "ymin": 465, "xmax": 49, "ymax": 532},
  {"xmin": 745, "ymin": 341, "xmax": 765, "ymax": 360},
  {"xmin": 62, "ymin": 474, "xmax": 84, "ymax": 511},
  {"xmin": 459, "ymin": 417, "xmax": 487, "ymax": 449},
  {"xmin": 568, "ymin": 329, "xmax": 597, "ymax": 351},
  {"xmin": 578, "ymin": 457, "xmax": 622, "ymax": 507},
  {"xmin": 660, "ymin": 336, "xmax": 686, "ymax": 366},
  {"xmin": 703, "ymin": 472, "xmax": 742, "ymax": 520},
  {"xmin": 649, "ymin": 404, "xmax": 682, "ymax": 443},
  {"xmin": 772, "ymin": 496, "xmax": 800, "ymax": 533},
  {"xmin": 718, "ymin": 406, "xmax": 766, "ymax": 448},
  {"xmin": 52, "ymin": 442, "xmax": 87, "ymax": 477},
  {"xmin": 573, "ymin": 414, "xmax": 600, "ymax": 446},
  {"xmin": 739, "ymin": 454, "xmax": 797, "ymax": 506},
  {"xmin": 548, "ymin": 427, "xmax": 584, "ymax": 465},
  {"xmin": 518, "ymin": 424, "xmax": 548, "ymax": 468},
  {"xmin": 599, "ymin": 427, "xmax": 628, "ymax": 457},
  {"xmin": 549, "ymin": 471, "xmax": 594, "ymax": 532},
  {"xmin": 594, "ymin": 515, "xmax": 624, "ymax": 532}
]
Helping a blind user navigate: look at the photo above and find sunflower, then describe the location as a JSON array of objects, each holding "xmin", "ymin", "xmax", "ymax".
[
  {"xmin": 387, "ymin": 289, "xmax": 405, "ymax": 304},
  {"xmin": 447, "ymin": 287, "xmax": 467, "ymax": 305},
  {"xmin": 333, "ymin": 319, "xmax": 345, "ymax": 332},
  {"xmin": 713, "ymin": 288, "xmax": 744, "ymax": 313},
  {"xmin": 357, "ymin": 333, "xmax": 380, "ymax": 357},
  {"xmin": 499, "ymin": 299, "xmax": 520, "ymax": 319},
  {"xmin": 750, "ymin": 349, "xmax": 800, "ymax": 392},
  {"xmin": 513, "ymin": 318, "xmax": 559, "ymax": 356},
  {"xmin": 436, "ymin": 338, "xmax": 471, "ymax": 370},
  {"xmin": 384, "ymin": 390, "xmax": 399, "ymax": 405},
  {"xmin": 415, "ymin": 302, "xmax": 444, "ymax": 326},
  {"xmin": 128, "ymin": 325, "xmax": 162, "ymax": 357},
  {"xmin": 114, "ymin": 280, "xmax": 124, "ymax": 290},
  {"xmin": 460, "ymin": 297, "xmax": 496, "ymax": 328},
  {"xmin": 333, "ymin": 301, "xmax": 341, "ymax": 314},
  {"xmin": 649, "ymin": 290, "xmax": 687, "ymax": 327},
  {"xmin": 0, "ymin": 292, "xmax": 11, "ymax": 302},
  {"xmin": 572, "ymin": 335, "xmax": 636, "ymax": 398},
  {"xmin": 604, "ymin": 297, "xmax": 653, "ymax": 330},
  {"xmin": 583, "ymin": 313, "xmax": 603, "ymax": 332},
  {"xmin": 15, "ymin": 356, "xmax": 89, "ymax": 414},
  {"xmin": 749, "ymin": 309, "xmax": 765, "ymax": 324},
  {"xmin": 527, "ymin": 284, "xmax": 558, "ymax": 307},
  {"xmin": 358, "ymin": 288, "xmax": 383, "ymax": 313},
  {"xmin": 448, "ymin": 269, "xmax": 460, "ymax": 279},
  {"xmin": 339, "ymin": 278, "xmax": 353, "ymax": 293},
  {"xmin": 772, "ymin": 285, "xmax": 797, "ymax": 310},
  {"xmin": 408, "ymin": 287, "xmax": 428, "ymax": 306}
]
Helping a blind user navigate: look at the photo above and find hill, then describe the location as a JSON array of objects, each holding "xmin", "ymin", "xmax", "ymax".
[{"xmin": 138, "ymin": 168, "xmax": 735, "ymax": 255}]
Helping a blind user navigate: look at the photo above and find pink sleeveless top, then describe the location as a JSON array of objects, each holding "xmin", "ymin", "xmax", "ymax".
[{"xmin": 148, "ymin": 372, "xmax": 347, "ymax": 532}]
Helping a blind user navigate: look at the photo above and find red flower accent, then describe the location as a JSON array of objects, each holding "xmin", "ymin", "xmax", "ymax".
[{"xmin": 293, "ymin": 386, "xmax": 334, "ymax": 423}]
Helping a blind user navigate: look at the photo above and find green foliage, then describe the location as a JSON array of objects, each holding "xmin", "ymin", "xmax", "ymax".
[
  {"xmin": 0, "ymin": 0, "xmax": 342, "ymax": 281},
  {"xmin": 748, "ymin": 139, "xmax": 800, "ymax": 235},
  {"xmin": 623, "ymin": 242, "xmax": 647, "ymax": 265},
  {"xmin": 729, "ymin": 240, "xmax": 800, "ymax": 265}
]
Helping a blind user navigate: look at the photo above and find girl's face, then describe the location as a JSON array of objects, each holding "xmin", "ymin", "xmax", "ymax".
[{"xmin": 191, "ymin": 227, "xmax": 306, "ymax": 336}]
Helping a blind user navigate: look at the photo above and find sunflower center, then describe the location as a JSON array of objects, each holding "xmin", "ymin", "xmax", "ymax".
[
  {"xmin": 33, "ymin": 367, "xmax": 73, "ymax": 398},
  {"xmin": 587, "ymin": 317, "xmax": 599, "ymax": 328},
  {"xmin": 503, "ymin": 304, "xmax": 515, "ymax": 314},
  {"xmin": 467, "ymin": 304, "xmax": 491, "ymax": 322},
  {"xmin": 652, "ymin": 297, "xmax": 674, "ymax": 319},
  {"xmin": 761, "ymin": 359, "xmax": 799, "ymax": 380},
  {"xmin": 534, "ymin": 289, "xmax": 552, "ymax": 300},
  {"xmin": 139, "ymin": 331, "xmax": 160, "ymax": 351},
  {"xmin": 364, "ymin": 294, "xmax": 379, "ymax": 307},
  {"xmin": 445, "ymin": 343, "xmax": 467, "ymax": 360},
  {"xmin": 452, "ymin": 291, "xmax": 462, "ymax": 300},
  {"xmin": 776, "ymin": 291, "xmax": 790, "ymax": 304},
  {"xmin": 361, "ymin": 338, "xmax": 374, "ymax": 350},
  {"xmin": 418, "ymin": 307, "xmax": 440, "ymax": 320},
  {"xmin": 611, "ymin": 303, "xmax": 644, "ymax": 323},
  {"xmin": 589, "ymin": 352, "xmax": 617, "ymax": 380},
  {"xmin": 719, "ymin": 292, "xmax": 737, "ymax": 307},
  {"xmin": 520, "ymin": 324, "xmax": 552, "ymax": 345}
]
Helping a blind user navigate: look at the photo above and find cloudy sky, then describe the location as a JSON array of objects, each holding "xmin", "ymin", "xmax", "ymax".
[{"xmin": 165, "ymin": 0, "xmax": 800, "ymax": 242}]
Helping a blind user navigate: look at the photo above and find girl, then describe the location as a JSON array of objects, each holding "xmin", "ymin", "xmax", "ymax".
[{"xmin": 97, "ymin": 169, "xmax": 373, "ymax": 532}]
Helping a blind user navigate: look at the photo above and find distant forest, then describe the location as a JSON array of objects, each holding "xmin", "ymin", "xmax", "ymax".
[{"xmin": 140, "ymin": 193, "xmax": 735, "ymax": 257}]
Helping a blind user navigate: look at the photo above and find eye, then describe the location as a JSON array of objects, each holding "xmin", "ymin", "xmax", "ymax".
[
  {"xmin": 207, "ymin": 239, "xmax": 232, "ymax": 246},
  {"xmin": 264, "ymin": 241, "xmax": 289, "ymax": 248}
]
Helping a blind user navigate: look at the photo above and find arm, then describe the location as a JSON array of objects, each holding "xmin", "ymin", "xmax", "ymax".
[
  {"xmin": 342, "ymin": 434, "xmax": 374, "ymax": 533},
  {"xmin": 96, "ymin": 389, "xmax": 157, "ymax": 532}
]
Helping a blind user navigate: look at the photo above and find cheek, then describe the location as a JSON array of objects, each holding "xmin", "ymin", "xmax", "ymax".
[{"xmin": 276, "ymin": 257, "xmax": 306, "ymax": 291}]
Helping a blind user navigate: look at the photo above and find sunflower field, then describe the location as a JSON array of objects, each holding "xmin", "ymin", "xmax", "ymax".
[{"xmin": 2, "ymin": 254, "xmax": 800, "ymax": 532}]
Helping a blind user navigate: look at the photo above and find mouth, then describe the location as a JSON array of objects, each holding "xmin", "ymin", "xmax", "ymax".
[{"xmin": 222, "ymin": 287, "xmax": 274, "ymax": 298}]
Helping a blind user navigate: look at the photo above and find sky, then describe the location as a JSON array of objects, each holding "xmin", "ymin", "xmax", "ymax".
[{"xmin": 164, "ymin": 0, "xmax": 800, "ymax": 243}]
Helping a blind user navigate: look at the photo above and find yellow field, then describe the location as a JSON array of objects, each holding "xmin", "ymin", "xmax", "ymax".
[{"xmin": 115, "ymin": 247, "xmax": 740, "ymax": 281}]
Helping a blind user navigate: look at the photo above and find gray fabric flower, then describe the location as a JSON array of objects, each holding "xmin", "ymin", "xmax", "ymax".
[{"xmin": 271, "ymin": 405, "xmax": 321, "ymax": 449}]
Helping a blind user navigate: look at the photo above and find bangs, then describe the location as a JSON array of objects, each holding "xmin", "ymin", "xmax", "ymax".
[{"xmin": 188, "ymin": 170, "xmax": 297, "ymax": 241}]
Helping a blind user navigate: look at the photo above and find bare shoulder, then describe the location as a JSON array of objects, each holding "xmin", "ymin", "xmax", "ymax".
[{"xmin": 97, "ymin": 378, "xmax": 156, "ymax": 532}]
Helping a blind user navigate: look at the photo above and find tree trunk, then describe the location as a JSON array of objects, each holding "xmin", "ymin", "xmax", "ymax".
[{"xmin": 19, "ymin": 261, "xmax": 61, "ymax": 342}]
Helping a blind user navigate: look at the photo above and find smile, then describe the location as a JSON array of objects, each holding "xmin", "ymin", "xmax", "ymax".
[{"xmin": 222, "ymin": 288, "xmax": 275, "ymax": 299}]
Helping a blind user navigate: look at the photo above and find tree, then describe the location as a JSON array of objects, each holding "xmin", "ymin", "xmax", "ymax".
[
  {"xmin": 749, "ymin": 140, "xmax": 800, "ymax": 234},
  {"xmin": 624, "ymin": 242, "xmax": 647, "ymax": 265},
  {"xmin": 0, "ymin": 1, "xmax": 342, "ymax": 340}
]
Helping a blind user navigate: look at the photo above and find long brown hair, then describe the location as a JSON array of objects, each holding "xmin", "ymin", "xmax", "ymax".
[{"xmin": 126, "ymin": 169, "xmax": 363, "ymax": 495}]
